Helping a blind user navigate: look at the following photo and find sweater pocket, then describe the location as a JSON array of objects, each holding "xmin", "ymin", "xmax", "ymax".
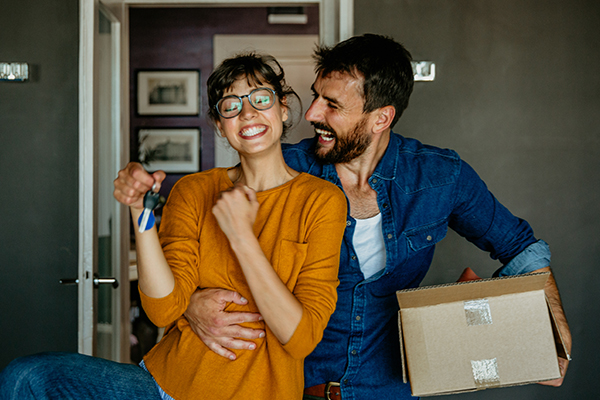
[{"xmin": 274, "ymin": 239, "xmax": 308, "ymax": 290}]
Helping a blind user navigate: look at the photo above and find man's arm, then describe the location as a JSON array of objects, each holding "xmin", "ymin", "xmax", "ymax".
[
  {"xmin": 533, "ymin": 266, "xmax": 572, "ymax": 387},
  {"xmin": 184, "ymin": 288, "xmax": 265, "ymax": 360}
]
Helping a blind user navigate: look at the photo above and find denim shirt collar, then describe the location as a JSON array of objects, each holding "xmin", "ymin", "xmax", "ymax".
[
  {"xmin": 319, "ymin": 131, "xmax": 402, "ymax": 184},
  {"xmin": 371, "ymin": 131, "xmax": 402, "ymax": 182}
]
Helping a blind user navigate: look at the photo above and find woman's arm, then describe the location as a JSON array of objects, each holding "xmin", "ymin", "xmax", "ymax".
[
  {"xmin": 212, "ymin": 182, "xmax": 346, "ymax": 350},
  {"xmin": 130, "ymin": 207, "xmax": 175, "ymax": 298},
  {"xmin": 212, "ymin": 184, "xmax": 302, "ymax": 344},
  {"xmin": 114, "ymin": 162, "xmax": 174, "ymax": 298}
]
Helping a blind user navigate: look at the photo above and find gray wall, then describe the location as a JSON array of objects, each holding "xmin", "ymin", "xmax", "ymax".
[
  {"xmin": 0, "ymin": 1, "xmax": 597, "ymax": 396},
  {"xmin": 355, "ymin": 0, "xmax": 599, "ymax": 398},
  {"xmin": 0, "ymin": 0, "xmax": 79, "ymax": 368}
]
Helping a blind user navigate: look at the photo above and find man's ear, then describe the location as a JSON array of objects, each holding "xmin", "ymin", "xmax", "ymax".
[{"xmin": 372, "ymin": 105, "xmax": 396, "ymax": 134}]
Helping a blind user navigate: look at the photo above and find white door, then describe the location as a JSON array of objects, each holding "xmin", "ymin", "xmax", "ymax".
[
  {"xmin": 80, "ymin": 0, "xmax": 353, "ymax": 363},
  {"xmin": 79, "ymin": 0, "xmax": 129, "ymax": 362}
]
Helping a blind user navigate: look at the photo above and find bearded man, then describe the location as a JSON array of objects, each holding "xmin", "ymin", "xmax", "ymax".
[{"xmin": 185, "ymin": 34, "xmax": 571, "ymax": 399}]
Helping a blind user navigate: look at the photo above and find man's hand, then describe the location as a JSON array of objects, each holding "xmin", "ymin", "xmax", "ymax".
[
  {"xmin": 184, "ymin": 288, "xmax": 265, "ymax": 360},
  {"xmin": 533, "ymin": 266, "xmax": 571, "ymax": 387},
  {"xmin": 113, "ymin": 162, "xmax": 165, "ymax": 210},
  {"xmin": 538, "ymin": 357, "xmax": 569, "ymax": 387}
]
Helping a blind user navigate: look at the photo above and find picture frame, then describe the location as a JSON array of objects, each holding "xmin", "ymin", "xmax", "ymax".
[
  {"xmin": 138, "ymin": 128, "xmax": 200, "ymax": 173},
  {"xmin": 137, "ymin": 70, "xmax": 200, "ymax": 115}
]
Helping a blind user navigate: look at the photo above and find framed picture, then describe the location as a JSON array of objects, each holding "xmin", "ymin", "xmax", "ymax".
[
  {"xmin": 137, "ymin": 70, "xmax": 199, "ymax": 115},
  {"xmin": 138, "ymin": 128, "xmax": 200, "ymax": 173}
]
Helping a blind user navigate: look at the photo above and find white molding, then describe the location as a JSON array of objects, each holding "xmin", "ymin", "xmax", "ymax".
[
  {"xmin": 99, "ymin": 1, "xmax": 126, "ymax": 362},
  {"xmin": 78, "ymin": 0, "xmax": 96, "ymax": 356},
  {"xmin": 339, "ymin": 0, "xmax": 353, "ymax": 41}
]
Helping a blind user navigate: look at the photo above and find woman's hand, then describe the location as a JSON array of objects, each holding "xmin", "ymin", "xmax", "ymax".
[
  {"xmin": 113, "ymin": 162, "xmax": 166, "ymax": 210},
  {"xmin": 212, "ymin": 184, "xmax": 259, "ymax": 244}
]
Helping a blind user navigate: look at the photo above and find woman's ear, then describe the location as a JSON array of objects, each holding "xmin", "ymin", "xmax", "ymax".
[
  {"xmin": 215, "ymin": 119, "xmax": 225, "ymax": 137},
  {"xmin": 280, "ymin": 96, "xmax": 289, "ymax": 122}
]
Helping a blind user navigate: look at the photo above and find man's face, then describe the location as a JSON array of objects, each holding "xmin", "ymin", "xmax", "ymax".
[{"xmin": 305, "ymin": 71, "xmax": 373, "ymax": 164}]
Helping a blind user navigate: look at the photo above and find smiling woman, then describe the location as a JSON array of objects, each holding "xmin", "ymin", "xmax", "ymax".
[{"xmin": 0, "ymin": 52, "xmax": 347, "ymax": 400}]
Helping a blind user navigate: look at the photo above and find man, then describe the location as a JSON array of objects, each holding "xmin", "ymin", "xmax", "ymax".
[{"xmin": 185, "ymin": 34, "xmax": 571, "ymax": 399}]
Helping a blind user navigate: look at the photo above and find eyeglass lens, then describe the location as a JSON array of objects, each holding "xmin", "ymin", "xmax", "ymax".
[{"xmin": 218, "ymin": 88, "xmax": 275, "ymax": 118}]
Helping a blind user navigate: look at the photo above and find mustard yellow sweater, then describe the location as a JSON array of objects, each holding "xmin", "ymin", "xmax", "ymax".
[{"xmin": 140, "ymin": 168, "xmax": 347, "ymax": 400}]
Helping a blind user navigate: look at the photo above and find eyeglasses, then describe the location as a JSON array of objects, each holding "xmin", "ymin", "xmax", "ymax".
[{"xmin": 215, "ymin": 87, "xmax": 277, "ymax": 119}]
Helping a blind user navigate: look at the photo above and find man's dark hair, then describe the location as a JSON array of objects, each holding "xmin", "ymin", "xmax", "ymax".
[
  {"xmin": 207, "ymin": 52, "xmax": 300, "ymax": 137},
  {"xmin": 313, "ymin": 34, "xmax": 414, "ymax": 127}
]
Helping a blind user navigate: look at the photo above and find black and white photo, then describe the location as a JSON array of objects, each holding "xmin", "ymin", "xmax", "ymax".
[
  {"xmin": 137, "ymin": 70, "xmax": 199, "ymax": 115},
  {"xmin": 138, "ymin": 128, "xmax": 200, "ymax": 172}
]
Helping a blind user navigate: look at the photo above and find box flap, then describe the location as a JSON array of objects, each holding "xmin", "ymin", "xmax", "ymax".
[
  {"xmin": 546, "ymin": 295, "xmax": 571, "ymax": 361},
  {"xmin": 397, "ymin": 311, "xmax": 408, "ymax": 384},
  {"xmin": 396, "ymin": 272, "xmax": 550, "ymax": 309}
]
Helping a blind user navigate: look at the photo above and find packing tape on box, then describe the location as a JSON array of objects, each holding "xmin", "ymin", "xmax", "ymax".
[
  {"xmin": 464, "ymin": 299, "xmax": 493, "ymax": 326},
  {"xmin": 471, "ymin": 358, "xmax": 501, "ymax": 388}
]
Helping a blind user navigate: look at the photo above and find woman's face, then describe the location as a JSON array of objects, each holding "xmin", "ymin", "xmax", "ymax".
[{"xmin": 215, "ymin": 77, "xmax": 288, "ymax": 158}]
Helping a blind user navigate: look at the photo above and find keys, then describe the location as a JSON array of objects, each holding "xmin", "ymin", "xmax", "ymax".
[{"xmin": 137, "ymin": 185, "xmax": 162, "ymax": 233}]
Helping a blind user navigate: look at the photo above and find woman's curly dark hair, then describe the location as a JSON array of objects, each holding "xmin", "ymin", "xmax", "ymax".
[{"xmin": 207, "ymin": 52, "xmax": 301, "ymax": 139}]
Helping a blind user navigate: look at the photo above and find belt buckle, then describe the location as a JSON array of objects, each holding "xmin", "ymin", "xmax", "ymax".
[{"xmin": 325, "ymin": 382, "xmax": 340, "ymax": 400}]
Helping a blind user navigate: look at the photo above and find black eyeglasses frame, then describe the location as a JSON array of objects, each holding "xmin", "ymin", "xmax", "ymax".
[{"xmin": 215, "ymin": 87, "xmax": 278, "ymax": 119}]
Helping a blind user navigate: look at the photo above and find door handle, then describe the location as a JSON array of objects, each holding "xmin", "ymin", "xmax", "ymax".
[{"xmin": 60, "ymin": 274, "xmax": 119, "ymax": 289}]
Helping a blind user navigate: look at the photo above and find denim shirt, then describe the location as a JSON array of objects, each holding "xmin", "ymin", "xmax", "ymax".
[{"xmin": 282, "ymin": 132, "xmax": 550, "ymax": 399}]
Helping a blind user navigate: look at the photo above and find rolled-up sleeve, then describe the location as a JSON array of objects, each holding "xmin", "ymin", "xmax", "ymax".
[{"xmin": 496, "ymin": 239, "xmax": 551, "ymax": 276}]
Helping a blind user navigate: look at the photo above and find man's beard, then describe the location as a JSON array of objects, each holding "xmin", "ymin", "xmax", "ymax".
[{"xmin": 313, "ymin": 117, "xmax": 371, "ymax": 164}]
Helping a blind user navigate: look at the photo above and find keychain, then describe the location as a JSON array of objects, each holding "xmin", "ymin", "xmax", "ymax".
[{"xmin": 138, "ymin": 184, "xmax": 164, "ymax": 233}]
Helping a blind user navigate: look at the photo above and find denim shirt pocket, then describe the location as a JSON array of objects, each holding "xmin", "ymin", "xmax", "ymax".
[{"xmin": 405, "ymin": 219, "xmax": 448, "ymax": 252}]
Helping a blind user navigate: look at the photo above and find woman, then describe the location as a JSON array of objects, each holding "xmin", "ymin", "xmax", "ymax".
[
  {"xmin": 0, "ymin": 53, "xmax": 346, "ymax": 400},
  {"xmin": 128, "ymin": 52, "xmax": 347, "ymax": 399}
]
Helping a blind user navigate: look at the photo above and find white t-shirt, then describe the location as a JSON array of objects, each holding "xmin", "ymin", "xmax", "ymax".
[{"xmin": 353, "ymin": 213, "xmax": 386, "ymax": 280}]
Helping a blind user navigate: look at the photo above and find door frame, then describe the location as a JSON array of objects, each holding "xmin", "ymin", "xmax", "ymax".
[{"xmin": 79, "ymin": 0, "xmax": 353, "ymax": 360}]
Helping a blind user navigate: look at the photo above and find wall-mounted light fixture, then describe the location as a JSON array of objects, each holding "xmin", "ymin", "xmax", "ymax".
[
  {"xmin": 411, "ymin": 61, "xmax": 435, "ymax": 82},
  {"xmin": 267, "ymin": 7, "xmax": 307, "ymax": 24},
  {"xmin": 0, "ymin": 62, "xmax": 29, "ymax": 81}
]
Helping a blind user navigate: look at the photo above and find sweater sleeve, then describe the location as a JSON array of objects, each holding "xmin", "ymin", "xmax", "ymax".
[
  {"xmin": 139, "ymin": 175, "xmax": 208, "ymax": 327},
  {"xmin": 281, "ymin": 183, "xmax": 347, "ymax": 359}
]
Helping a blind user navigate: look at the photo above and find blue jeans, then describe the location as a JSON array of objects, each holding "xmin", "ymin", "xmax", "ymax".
[{"xmin": 0, "ymin": 352, "xmax": 161, "ymax": 399}]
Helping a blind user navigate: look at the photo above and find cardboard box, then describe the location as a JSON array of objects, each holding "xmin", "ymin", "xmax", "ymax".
[{"xmin": 396, "ymin": 272, "xmax": 569, "ymax": 397}]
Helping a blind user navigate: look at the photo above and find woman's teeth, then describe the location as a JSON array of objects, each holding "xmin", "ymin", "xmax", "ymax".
[{"xmin": 240, "ymin": 126, "xmax": 265, "ymax": 137}]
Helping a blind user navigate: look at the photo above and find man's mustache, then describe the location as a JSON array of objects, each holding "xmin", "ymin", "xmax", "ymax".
[{"xmin": 311, "ymin": 122, "xmax": 336, "ymax": 136}]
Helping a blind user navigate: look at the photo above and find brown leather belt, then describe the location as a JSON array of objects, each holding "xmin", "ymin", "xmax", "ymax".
[{"xmin": 304, "ymin": 382, "xmax": 341, "ymax": 399}]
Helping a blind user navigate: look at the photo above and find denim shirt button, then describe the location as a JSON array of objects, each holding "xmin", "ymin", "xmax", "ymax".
[
  {"xmin": 355, "ymin": 315, "xmax": 361, "ymax": 321},
  {"xmin": 351, "ymin": 255, "xmax": 357, "ymax": 260},
  {"xmin": 351, "ymin": 350, "xmax": 357, "ymax": 355},
  {"xmin": 383, "ymin": 203, "xmax": 388, "ymax": 208},
  {"xmin": 426, "ymin": 235, "xmax": 432, "ymax": 241},
  {"xmin": 372, "ymin": 178, "xmax": 378, "ymax": 184},
  {"xmin": 387, "ymin": 233, "xmax": 393, "ymax": 239},
  {"xmin": 346, "ymin": 220, "xmax": 351, "ymax": 226}
]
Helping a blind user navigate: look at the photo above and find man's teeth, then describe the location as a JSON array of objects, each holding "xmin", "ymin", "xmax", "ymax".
[
  {"xmin": 240, "ymin": 126, "xmax": 264, "ymax": 137},
  {"xmin": 316, "ymin": 128, "xmax": 334, "ymax": 141}
]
